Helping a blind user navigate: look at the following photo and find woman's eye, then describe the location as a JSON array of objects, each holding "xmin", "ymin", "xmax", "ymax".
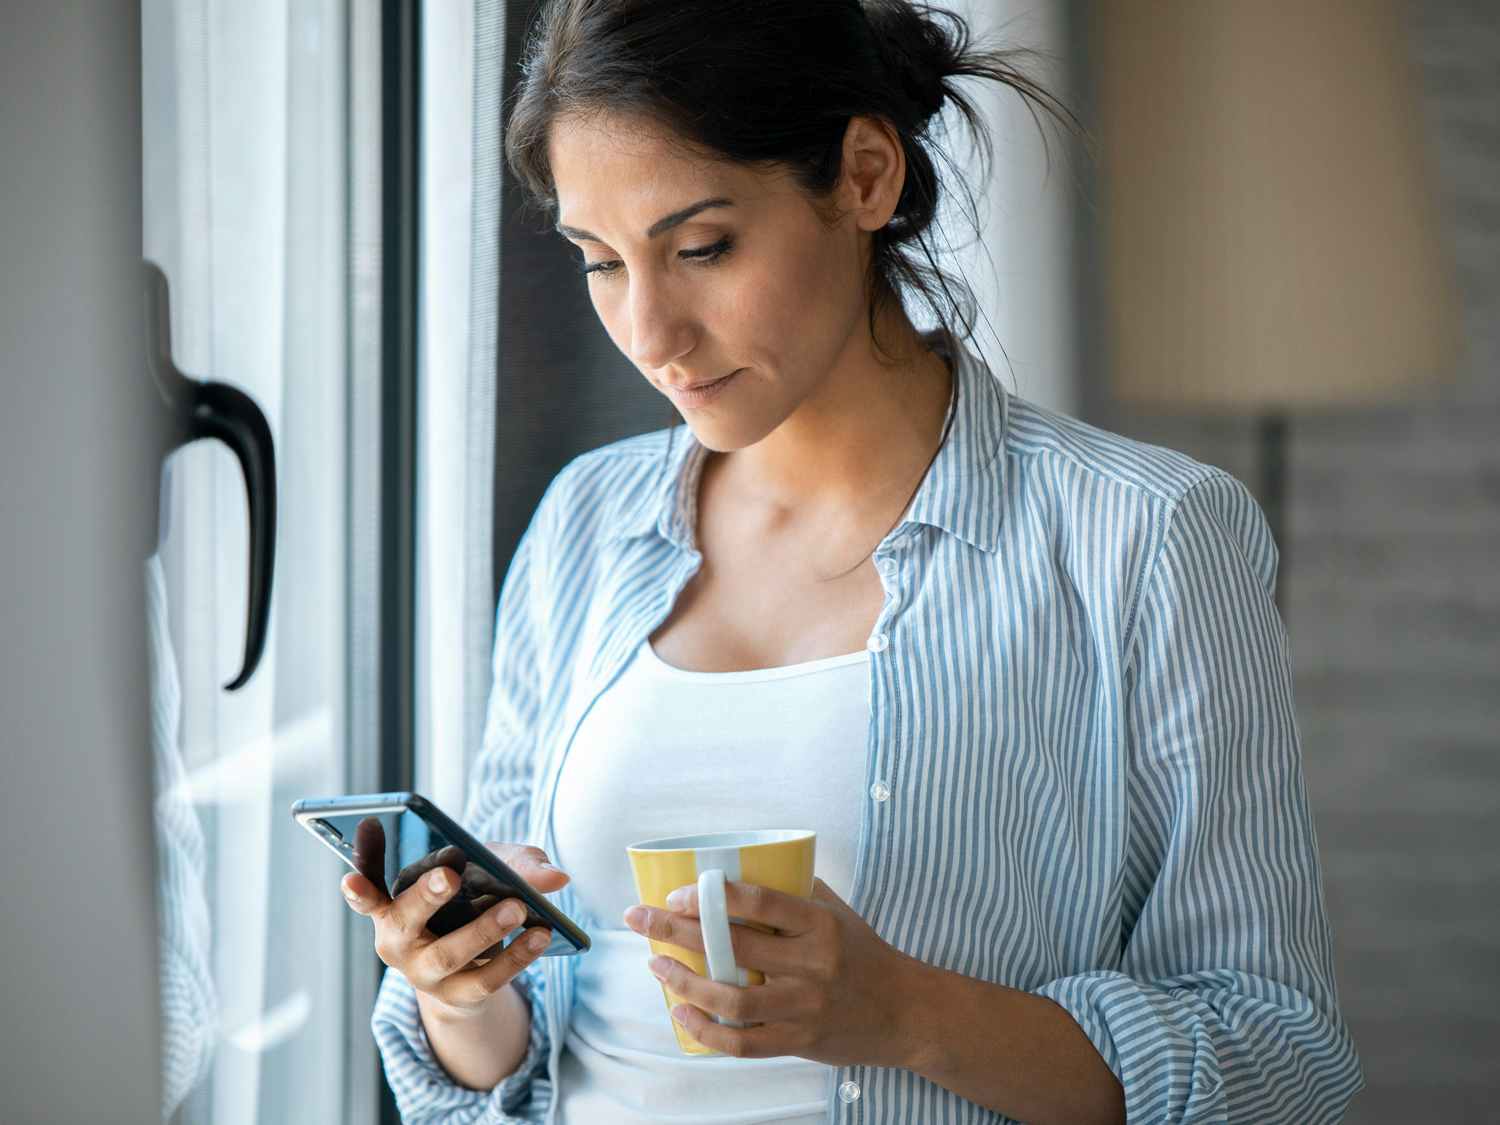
[
  {"xmin": 580, "ymin": 236, "xmax": 735, "ymax": 280},
  {"xmin": 680, "ymin": 236, "xmax": 734, "ymax": 265}
]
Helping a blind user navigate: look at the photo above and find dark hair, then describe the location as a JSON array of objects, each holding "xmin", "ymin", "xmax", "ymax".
[{"xmin": 504, "ymin": 0, "xmax": 1088, "ymax": 363}]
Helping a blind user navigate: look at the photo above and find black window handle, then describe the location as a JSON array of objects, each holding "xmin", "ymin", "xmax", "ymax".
[{"xmin": 144, "ymin": 260, "xmax": 277, "ymax": 692}]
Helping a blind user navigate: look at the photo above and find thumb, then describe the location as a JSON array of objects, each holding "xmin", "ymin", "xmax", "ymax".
[
  {"xmin": 494, "ymin": 843, "xmax": 571, "ymax": 887},
  {"xmin": 810, "ymin": 877, "xmax": 849, "ymax": 911}
]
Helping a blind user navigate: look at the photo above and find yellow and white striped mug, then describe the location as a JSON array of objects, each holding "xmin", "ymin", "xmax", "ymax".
[{"xmin": 626, "ymin": 829, "xmax": 816, "ymax": 1056}]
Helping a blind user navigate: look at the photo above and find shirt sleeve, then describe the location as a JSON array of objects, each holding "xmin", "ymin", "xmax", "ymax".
[
  {"xmin": 1032, "ymin": 472, "xmax": 1365, "ymax": 1124},
  {"xmin": 369, "ymin": 482, "xmax": 562, "ymax": 1123},
  {"xmin": 371, "ymin": 963, "xmax": 550, "ymax": 1124}
]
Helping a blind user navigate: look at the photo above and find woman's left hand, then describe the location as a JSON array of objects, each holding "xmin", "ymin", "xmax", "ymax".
[{"xmin": 622, "ymin": 877, "xmax": 920, "ymax": 1067}]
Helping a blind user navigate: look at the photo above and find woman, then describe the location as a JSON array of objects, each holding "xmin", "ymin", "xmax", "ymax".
[{"xmin": 340, "ymin": 1, "xmax": 1364, "ymax": 1122}]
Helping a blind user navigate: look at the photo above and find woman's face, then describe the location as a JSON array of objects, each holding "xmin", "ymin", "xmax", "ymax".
[{"xmin": 548, "ymin": 111, "xmax": 888, "ymax": 452}]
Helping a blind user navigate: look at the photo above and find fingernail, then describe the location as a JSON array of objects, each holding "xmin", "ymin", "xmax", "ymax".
[
  {"xmin": 539, "ymin": 861, "xmax": 563, "ymax": 873},
  {"xmin": 647, "ymin": 956, "xmax": 669, "ymax": 980},
  {"xmin": 624, "ymin": 905, "xmax": 648, "ymax": 929},
  {"xmin": 665, "ymin": 888, "xmax": 688, "ymax": 910},
  {"xmin": 526, "ymin": 931, "xmax": 550, "ymax": 952},
  {"xmin": 427, "ymin": 870, "xmax": 449, "ymax": 894}
]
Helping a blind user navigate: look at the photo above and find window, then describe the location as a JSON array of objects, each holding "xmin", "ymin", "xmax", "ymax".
[{"xmin": 142, "ymin": 1, "xmax": 377, "ymax": 1119}]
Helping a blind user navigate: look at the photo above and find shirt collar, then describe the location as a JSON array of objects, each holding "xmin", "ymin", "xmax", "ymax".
[
  {"xmin": 902, "ymin": 329, "xmax": 1008, "ymax": 552},
  {"xmin": 606, "ymin": 329, "xmax": 1008, "ymax": 554}
]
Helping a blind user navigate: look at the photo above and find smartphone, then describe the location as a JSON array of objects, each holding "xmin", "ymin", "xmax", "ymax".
[{"xmin": 291, "ymin": 791, "xmax": 590, "ymax": 958}]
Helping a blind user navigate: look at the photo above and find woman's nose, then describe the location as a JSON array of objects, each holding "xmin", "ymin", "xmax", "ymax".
[{"xmin": 625, "ymin": 277, "xmax": 695, "ymax": 373}]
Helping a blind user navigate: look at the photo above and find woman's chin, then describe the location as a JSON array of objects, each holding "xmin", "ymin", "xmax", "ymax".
[{"xmin": 682, "ymin": 416, "xmax": 774, "ymax": 454}]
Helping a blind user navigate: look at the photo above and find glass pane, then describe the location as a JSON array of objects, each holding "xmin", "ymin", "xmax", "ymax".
[{"xmin": 142, "ymin": 1, "xmax": 350, "ymax": 1121}]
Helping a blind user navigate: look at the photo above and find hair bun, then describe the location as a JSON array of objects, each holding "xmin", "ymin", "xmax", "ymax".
[{"xmin": 863, "ymin": 0, "xmax": 952, "ymax": 121}]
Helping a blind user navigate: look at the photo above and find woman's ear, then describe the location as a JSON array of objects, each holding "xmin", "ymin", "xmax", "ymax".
[{"xmin": 837, "ymin": 114, "xmax": 907, "ymax": 233}]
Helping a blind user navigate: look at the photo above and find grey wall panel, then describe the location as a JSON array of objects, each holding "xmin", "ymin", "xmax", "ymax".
[{"xmin": 0, "ymin": 2, "xmax": 163, "ymax": 1122}]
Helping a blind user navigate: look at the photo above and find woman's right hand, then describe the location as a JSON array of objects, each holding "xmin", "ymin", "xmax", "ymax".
[{"xmin": 340, "ymin": 839, "xmax": 571, "ymax": 1017}]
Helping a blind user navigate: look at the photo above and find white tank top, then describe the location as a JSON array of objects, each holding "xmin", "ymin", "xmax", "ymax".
[{"xmin": 550, "ymin": 636, "xmax": 871, "ymax": 1124}]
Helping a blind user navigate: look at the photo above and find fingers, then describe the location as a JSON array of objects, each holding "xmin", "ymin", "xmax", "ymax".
[
  {"xmin": 695, "ymin": 880, "xmax": 815, "ymax": 936},
  {"xmin": 341, "ymin": 871, "xmax": 386, "ymax": 913},
  {"xmin": 377, "ymin": 864, "xmax": 462, "ymax": 956},
  {"xmin": 406, "ymin": 896, "xmax": 529, "ymax": 992},
  {"xmin": 351, "ymin": 817, "xmax": 389, "ymax": 898},
  {"xmin": 434, "ymin": 925, "xmax": 554, "ymax": 1011},
  {"xmin": 648, "ymin": 955, "xmax": 797, "ymax": 1027},
  {"xmin": 626, "ymin": 905, "xmax": 793, "ymax": 973},
  {"xmin": 489, "ymin": 843, "xmax": 571, "ymax": 891},
  {"xmin": 392, "ymin": 847, "xmax": 465, "ymax": 899},
  {"xmin": 341, "ymin": 840, "xmax": 569, "ymax": 1011}
]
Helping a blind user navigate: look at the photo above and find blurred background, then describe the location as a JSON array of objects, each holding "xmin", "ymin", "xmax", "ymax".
[{"xmin": 1, "ymin": 1, "xmax": 1494, "ymax": 1122}]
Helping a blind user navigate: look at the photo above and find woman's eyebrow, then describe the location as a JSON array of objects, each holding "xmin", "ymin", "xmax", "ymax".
[{"xmin": 555, "ymin": 196, "xmax": 736, "ymax": 243}]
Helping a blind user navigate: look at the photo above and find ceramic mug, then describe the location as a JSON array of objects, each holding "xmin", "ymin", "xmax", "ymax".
[{"xmin": 626, "ymin": 829, "xmax": 816, "ymax": 1056}]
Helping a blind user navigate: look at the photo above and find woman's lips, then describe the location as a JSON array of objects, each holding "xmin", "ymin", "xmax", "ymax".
[{"xmin": 667, "ymin": 369, "xmax": 743, "ymax": 407}]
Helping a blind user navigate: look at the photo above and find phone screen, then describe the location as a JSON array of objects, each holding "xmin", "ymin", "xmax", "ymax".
[{"xmin": 309, "ymin": 807, "xmax": 542, "ymax": 959}]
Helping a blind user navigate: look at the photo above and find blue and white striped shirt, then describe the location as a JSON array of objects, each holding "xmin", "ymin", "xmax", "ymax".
[{"xmin": 372, "ymin": 335, "xmax": 1364, "ymax": 1123}]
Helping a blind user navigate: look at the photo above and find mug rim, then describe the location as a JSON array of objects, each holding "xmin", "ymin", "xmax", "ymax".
[{"xmin": 627, "ymin": 828, "xmax": 815, "ymax": 852}]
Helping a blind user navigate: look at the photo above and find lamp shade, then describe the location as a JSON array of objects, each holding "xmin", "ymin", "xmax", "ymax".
[{"xmin": 1093, "ymin": 0, "xmax": 1463, "ymax": 412}]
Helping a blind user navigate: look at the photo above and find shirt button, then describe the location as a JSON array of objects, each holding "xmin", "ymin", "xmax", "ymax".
[
  {"xmin": 870, "ymin": 781, "xmax": 891, "ymax": 803},
  {"xmin": 838, "ymin": 1080, "xmax": 861, "ymax": 1103},
  {"xmin": 866, "ymin": 632, "xmax": 889, "ymax": 653}
]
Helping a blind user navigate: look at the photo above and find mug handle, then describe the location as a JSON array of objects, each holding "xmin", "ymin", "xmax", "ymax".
[{"xmin": 696, "ymin": 868, "xmax": 753, "ymax": 1029}]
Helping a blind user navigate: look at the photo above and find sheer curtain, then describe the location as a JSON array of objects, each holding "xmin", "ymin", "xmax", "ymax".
[
  {"xmin": 415, "ymin": 0, "xmax": 496, "ymax": 816},
  {"xmin": 142, "ymin": 1, "xmax": 350, "ymax": 1121}
]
